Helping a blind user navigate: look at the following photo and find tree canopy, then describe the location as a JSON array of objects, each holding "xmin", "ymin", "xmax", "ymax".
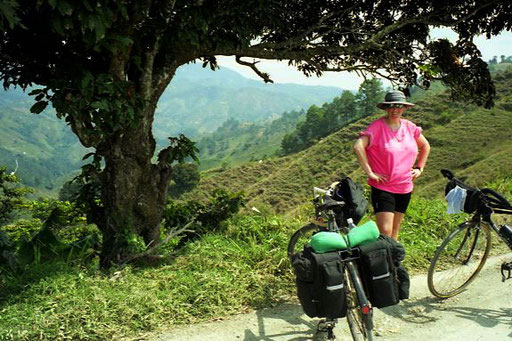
[{"xmin": 1, "ymin": 0, "xmax": 511, "ymax": 266}]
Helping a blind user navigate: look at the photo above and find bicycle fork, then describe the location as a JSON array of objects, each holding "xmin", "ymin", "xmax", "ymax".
[{"xmin": 346, "ymin": 261, "xmax": 373, "ymax": 330}]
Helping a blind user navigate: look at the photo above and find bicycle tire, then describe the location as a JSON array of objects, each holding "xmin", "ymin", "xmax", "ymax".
[
  {"xmin": 287, "ymin": 223, "xmax": 318, "ymax": 262},
  {"xmin": 427, "ymin": 221, "xmax": 491, "ymax": 298},
  {"xmin": 345, "ymin": 261, "xmax": 374, "ymax": 341}
]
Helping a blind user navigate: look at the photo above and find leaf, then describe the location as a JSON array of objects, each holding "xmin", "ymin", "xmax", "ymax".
[
  {"xmin": 81, "ymin": 72, "xmax": 93, "ymax": 90},
  {"xmin": 56, "ymin": 0, "xmax": 73, "ymax": 16},
  {"xmin": 82, "ymin": 0, "xmax": 93, "ymax": 11},
  {"xmin": 30, "ymin": 101, "xmax": 48, "ymax": 114},
  {"xmin": 94, "ymin": 16, "xmax": 105, "ymax": 41},
  {"xmin": 91, "ymin": 100, "xmax": 109, "ymax": 111},
  {"xmin": 82, "ymin": 152, "xmax": 95, "ymax": 160},
  {"xmin": 118, "ymin": 3, "xmax": 129, "ymax": 20},
  {"xmin": 28, "ymin": 89, "xmax": 44, "ymax": 96}
]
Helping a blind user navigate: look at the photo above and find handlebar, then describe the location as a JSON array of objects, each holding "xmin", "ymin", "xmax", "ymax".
[
  {"xmin": 313, "ymin": 186, "xmax": 345, "ymax": 211},
  {"xmin": 481, "ymin": 188, "xmax": 512, "ymax": 209},
  {"xmin": 440, "ymin": 168, "xmax": 455, "ymax": 180}
]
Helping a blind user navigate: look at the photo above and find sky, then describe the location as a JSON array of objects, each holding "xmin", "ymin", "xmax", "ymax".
[{"xmin": 217, "ymin": 29, "xmax": 512, "ymax": 91}]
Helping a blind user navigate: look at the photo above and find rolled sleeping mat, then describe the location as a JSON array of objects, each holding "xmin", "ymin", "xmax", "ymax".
[{"xmin": 310, "ymin": 220, "xmax": 379, "ymax": 253}]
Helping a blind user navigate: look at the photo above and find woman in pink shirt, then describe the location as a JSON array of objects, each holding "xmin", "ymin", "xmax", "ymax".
[{"xmin": 353, "ymin": 90, "xmax": 431, "ymax": 240}]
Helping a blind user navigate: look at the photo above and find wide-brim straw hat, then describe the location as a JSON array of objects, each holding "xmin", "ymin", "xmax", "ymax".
[{"xmin": 376, "ymin": 90, "xmax": 415, "ymax": 109}]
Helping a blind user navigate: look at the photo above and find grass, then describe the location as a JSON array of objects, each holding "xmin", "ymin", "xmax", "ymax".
[
  {"xmin": 4, "ymin": 175, "xmax": 512, "ymax": 340},
  {"xmin": 0, "ymin": 213, "xmax": 304, "ymax": 340}
]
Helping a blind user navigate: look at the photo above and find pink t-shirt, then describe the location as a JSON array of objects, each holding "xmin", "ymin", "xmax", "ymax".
[{"xmin": 360, "ymin": 117, "xmax": 422, "ymax": 194}]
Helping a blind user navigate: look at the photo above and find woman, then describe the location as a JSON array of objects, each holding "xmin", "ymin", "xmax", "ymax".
[{"xmin": 353, "ymin": 90, "xmax": 430, "ymax": 240}]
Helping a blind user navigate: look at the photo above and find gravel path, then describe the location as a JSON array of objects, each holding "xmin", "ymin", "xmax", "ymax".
[{"xmin": 148, "ymin": 253, "xmax": 512, "ymax": 341}]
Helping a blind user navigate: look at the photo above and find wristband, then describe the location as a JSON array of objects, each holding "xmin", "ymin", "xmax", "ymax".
[{"xmin": 413, "ymin": 166, "xmax": 423, "ymax": 172}]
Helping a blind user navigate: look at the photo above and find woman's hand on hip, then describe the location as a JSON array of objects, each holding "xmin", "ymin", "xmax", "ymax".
[
  {"xmin": 368, "ymin": 171, "xmax": 388, "ymax": 183},
  {"xmin": 411, "ymin": 168, "xmax": 422, "ymax": 180}
]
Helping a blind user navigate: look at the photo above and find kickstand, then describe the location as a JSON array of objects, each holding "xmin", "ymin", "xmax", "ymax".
[{"xmin": 501, "ymin": 262, "xmax": 512, "ymax": 282}]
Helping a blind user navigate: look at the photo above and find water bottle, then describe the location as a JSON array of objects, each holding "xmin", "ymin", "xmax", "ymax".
[{"xmin": 499, "ymin": 225, "xmax": 512, "ymax": 249}]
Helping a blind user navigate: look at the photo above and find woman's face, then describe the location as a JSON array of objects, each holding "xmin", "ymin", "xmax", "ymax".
[{"xmin": 385, "ymin": 106, "xmax": 407, "ymax": 120}]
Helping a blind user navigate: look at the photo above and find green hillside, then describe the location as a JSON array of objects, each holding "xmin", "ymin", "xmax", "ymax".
[
  {"xmin": 195, "ymin": 79, "xmax": 385, "ymax": 172},
  {"xmin": 0, "ymin": 64, "xmax": 342, "ymax": 195},
  {"xmin": 192, "ymin": 67, "xmax": 512, "ymax": 213},
  {"xmin": 195, "ymin": 110, "xmax": 304, "ymax": 171},
  {"xmin": 0, "ymin": 89, "xmax": 88, "ymax": 196}
]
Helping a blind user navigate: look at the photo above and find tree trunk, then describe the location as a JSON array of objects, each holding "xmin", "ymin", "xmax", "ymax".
[{"xmin": 97, "ymin": 98, "xmax": 172, "ymax": 268}]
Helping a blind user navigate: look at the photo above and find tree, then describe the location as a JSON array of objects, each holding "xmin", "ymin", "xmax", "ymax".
[
  {"xmin": 356, "ymin": 78, "xmax": 385, "ymax": 118},
  {"xmin": 338, "ymin": 90, "xmax": 358, "ymax": 125},
  {"xmin": 1, "ymin": 1, "xmax": 510, "ymax": 267},
  {"xmin": 0, "ymin": 167, "xmax": 30, "ymax": 226},
  {"xmin": 169, "ymin": 163, "xmax": 200, "ymax": 197}
]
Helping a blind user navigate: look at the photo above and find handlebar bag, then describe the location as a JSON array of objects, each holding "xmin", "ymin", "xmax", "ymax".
[
  {"xmin": 292, "ymin": 246, "xmax": 347, "ymax": 319},
  {"xmin": 332, "ymin": 177, "xmax": 368, "ymax": 225}
]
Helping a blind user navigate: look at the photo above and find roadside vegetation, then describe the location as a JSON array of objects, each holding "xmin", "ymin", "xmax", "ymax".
[{"xmin": 1, "ymin": 173, "xmax": 511, "ymax": 340}]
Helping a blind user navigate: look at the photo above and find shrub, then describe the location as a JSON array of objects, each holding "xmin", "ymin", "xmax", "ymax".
[{"xmin": 163, "ymin": 189, "xmax": 246, "ymax": 248}]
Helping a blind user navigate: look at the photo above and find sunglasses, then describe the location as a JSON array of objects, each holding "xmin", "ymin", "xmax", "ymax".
[{"xmin": 386, "ymin": 104, "xmax": 406, "ymax": 109}]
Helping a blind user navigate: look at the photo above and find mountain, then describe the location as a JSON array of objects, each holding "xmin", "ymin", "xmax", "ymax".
[
  {"xmin": 153, "ymin": 63, "xmax": 341, "ymax": 142},
  {"xmin": 188, "ymin": 66, "xmax": 512, "ymax": 213},
  {"xmin": 0, "ymin": 63, "xmax": 342, "ymax": 195},
  {"xmin": 0, "ymin": 88, "xmax": 87, "ymax": 196}
]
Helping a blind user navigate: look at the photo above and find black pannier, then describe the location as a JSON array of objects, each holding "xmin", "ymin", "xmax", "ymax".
[
  {"xmin": 357, "ymin": 238, "xmax": 401, "ymax": 308},
  {"xmin": 380, "ymin": 235, "xmax": 410, "ymax": 300},
  {"xmin": 292, "ymin": 246, "xmax": 348, "ymax": 319}
]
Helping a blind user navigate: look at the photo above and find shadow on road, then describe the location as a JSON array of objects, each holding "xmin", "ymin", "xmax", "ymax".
[
  {"xmin": 379, "ymin": 297, "xmax": 441, "ymax": 324},
  {"xmin": 242, "ymin": 303, "xmax": 331, "ymax": 341},
  {"xmin": 380, "ymin": 296, "xmax": 512, "ymax": 334}
]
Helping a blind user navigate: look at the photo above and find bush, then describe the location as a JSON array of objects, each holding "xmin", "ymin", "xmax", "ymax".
[{"xmin": 163, "ymin": 189, "xmax": 246, "ymax": 247}]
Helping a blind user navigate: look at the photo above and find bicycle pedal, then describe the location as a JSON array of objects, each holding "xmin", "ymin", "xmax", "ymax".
[
  {"xmin": 500, "ymin": 262, "xmax": 512, "ymax": 282},
  {"xmin": 316, "ymin": 319, "xmax": 336, "ymax": 334}
]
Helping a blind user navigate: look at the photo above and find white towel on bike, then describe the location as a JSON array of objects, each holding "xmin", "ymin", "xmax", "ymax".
[{"xmin": 445, "ymin": 185, "xmax": 467, "ymax": 214}]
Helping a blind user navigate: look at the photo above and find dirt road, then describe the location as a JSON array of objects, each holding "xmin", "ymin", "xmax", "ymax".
[{"xmin": 151, "ymin": 254, "xmax": 512, "ymax": 341}]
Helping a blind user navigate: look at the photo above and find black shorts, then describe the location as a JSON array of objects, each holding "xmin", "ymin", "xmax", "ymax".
[{"xmin": 370, "ymin": 186, "xmax": 412, "ymax": 213}]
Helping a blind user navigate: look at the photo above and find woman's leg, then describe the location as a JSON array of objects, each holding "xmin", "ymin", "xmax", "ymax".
[
  {"xmin": 375, "ymin": 211, "xmax": 394, "ymax": 237},
  {"xmin": 391, "ymin": 192, "xmax": 412, "ymax": 240},
  {"xmin": 371, "ymin": 186, "xmax": 396, "ymax": 237},
  {"xmin": 391, "ymin": 212, "xmax": 405, "ymax": 240}
]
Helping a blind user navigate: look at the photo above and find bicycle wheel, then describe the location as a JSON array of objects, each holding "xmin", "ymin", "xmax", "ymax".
[
  {"xmin": 287, "ymin": 223, "xmax": 318, "ymax": 262},
  {"xmin": 427, "ymin": 221, "xmax": 491, "ymax": 298},
  {"xmin": 345, "ymin": 262, "xmax": 374, "ymax": 341}
]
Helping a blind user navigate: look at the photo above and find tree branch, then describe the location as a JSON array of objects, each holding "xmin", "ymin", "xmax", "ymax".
[
  {"xmin": 119, "ymin": 220, "xmax": 194, "ymax": 265},
  {"xmin": 235, "ymin": 56, "xmax": 274, "ymax": 83},
  {"xmin": 68, "ymin": 115, "xmax": 102, "ymax": 148}
]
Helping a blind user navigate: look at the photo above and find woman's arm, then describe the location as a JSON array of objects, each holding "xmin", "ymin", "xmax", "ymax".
[
  {"xmin": 412, "ymin": 133, "xmax": 431, "ymax": 179},
  {"xmin": 353, "ymin": 136, "xmax": 387, "ymax": 182}
]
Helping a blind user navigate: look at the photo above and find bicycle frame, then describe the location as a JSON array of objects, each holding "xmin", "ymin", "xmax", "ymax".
[{"xmin": 309, "ymin": 187, "xmax": 374, "ymax": 339}]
